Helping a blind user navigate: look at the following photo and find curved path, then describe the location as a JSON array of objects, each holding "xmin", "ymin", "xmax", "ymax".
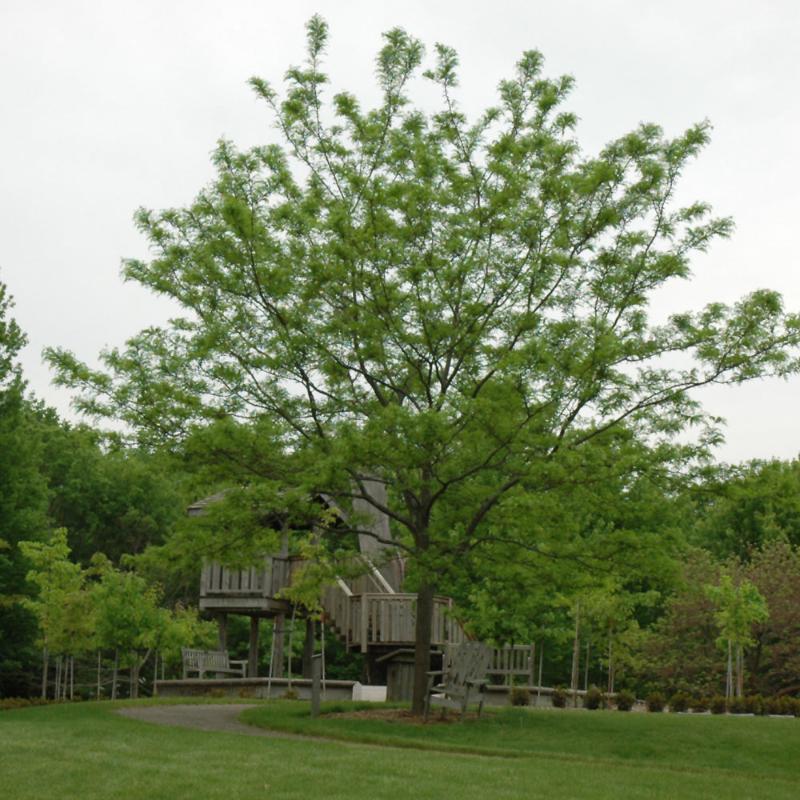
[{"xmin": 117, "ymin": 703, "xmax": 305, "ymax": 739}]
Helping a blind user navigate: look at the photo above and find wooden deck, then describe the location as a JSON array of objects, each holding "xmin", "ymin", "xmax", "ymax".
[{"xmin": 198, "ymin": 556, "xmax": 300, "ymax": 615}]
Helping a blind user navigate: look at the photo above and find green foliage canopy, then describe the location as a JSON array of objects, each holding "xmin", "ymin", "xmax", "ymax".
[{"xmin": 45, "ymin": 17, "xmax": 800, "ymax": 710}]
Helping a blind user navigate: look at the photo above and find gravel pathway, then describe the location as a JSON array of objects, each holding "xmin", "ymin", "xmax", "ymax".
[{"xmin": 117, "ymin": 703, "xmax": 303, "ymax": 739}]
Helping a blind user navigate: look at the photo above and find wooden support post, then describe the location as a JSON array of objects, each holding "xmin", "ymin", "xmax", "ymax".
[
  {"xmin": 311, "ymin": 654, "xmax": 322, "ymax": 718},
  {"xmin": 248, "ymin": 617, "xmax": 260, "ymax": 678},
  {"xmin": 217, "ymin": 613, "xmax": 228, "ymax": 651}
]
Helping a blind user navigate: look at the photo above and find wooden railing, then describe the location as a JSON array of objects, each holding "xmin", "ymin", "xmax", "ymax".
[
  {"xmin": 487, "ymin": 643, "xmax": 536, "ymax": 685},
  {"xmin": 321, "ymin": 586, "xmax": 466, "ymax": 653},
  {"xmin": 200, "ymin": 556, "xmax": 294, "ymax": 599}
]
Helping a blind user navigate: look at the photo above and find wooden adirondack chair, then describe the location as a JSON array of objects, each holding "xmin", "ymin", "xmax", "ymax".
[{"xmin": 425, "ymin": 641, "xmax": 492, "ymax": 721}]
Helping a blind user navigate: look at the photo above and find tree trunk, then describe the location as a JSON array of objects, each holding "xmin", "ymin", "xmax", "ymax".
[
  {"xmin": 570, "ymin": 601, "xmax": 580, "ymax": 707},
  {"xmin": 411, "ymin": 582, "xmax": 435, "ymax": 716},
  {"xmin": 41, "ymin": 646, "xmax": 49, "ymax": 700},
  {"xmin": 97, "ymin": 650, "xmax": 102, "ymax": 700},
  {"xmin": 302, "ymin": 617, "xmax": 314, "ymax": 679},
  {"xmin": 607, "ymin": 632, "xmax": 614, "ymax": 696},
  {"xmin": 152, "ymin": 651, "xmax": 159, "ymax": 697},
  {"xmin": 272, "ymin": 615, "xmax": 285, "ymax": 678},
  {"xmin": 130, "ymin": 652, "xmax": 138, "ymax": 699},
  {"xmin": 736, "ymin": 645, "xmax": 744, "ymax": 698},
  {"xmin": 584, "ymin": 641, "xmax": 590, "ymax": 691},
  {"xmin": 111, "ymin": 649, "xmax": 119, "ymax": 700},
  {"xmin": 69, "ymin": 655, "xmax": 74, "ymax": 700},
  {"xmin": 249, "ymin": 616, "xmax": 261, "ymax": 679},
  {"xmin": 726, "ymin": 639, "xmax": 733, "ymax": 700},
  {"xmin": 55, "ymin": 656, "xmax": 61, "ymax": 701},
  {"xmin": 537, "ymin": 642, "xmax": 544, "ymax": 700}
]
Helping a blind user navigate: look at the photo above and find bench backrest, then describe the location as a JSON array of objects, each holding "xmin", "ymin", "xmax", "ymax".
[
  {"xmin": 443, "ymin": 641, "xmax": 492, "ymax": 690},
  {"xmin": 181, "ymin": 648, "xmax": 231, "ymax": 670}
]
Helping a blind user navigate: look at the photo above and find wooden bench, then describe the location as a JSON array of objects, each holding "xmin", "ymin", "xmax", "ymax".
[
  {"xmin": 425, "ymin": 641, "xmax": 492, "ymax": 721},
  {"xmin": 181, "ymin": 648, "xmax": 248, "ymax": 680}
]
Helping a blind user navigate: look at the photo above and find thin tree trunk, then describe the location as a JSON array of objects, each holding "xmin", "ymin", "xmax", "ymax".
[
  {"xmin": 584, "ymin": 641, "xmax": 590, "ymax": 691},
  {"xmin": 249, "ymin": 616, "xmax": 261, "ymax": 679},
  {"xmin": 537, "ymin": 642, "xmax": 544, "ymax": 700},
  {"xmin": 97, "ymin": 650, "xmax": 102, "ymax": 700},
  {"xmin": 55, "ymin": 656, "xmax": 61, "ymax": 701},
  {"xmin": 302, "ymin": 617, "xmax": 314, "ymax": 679},
  {"xmin": 272, "ymin": 615, "xmax": 285, "ymax": 678},
  {"xmin": 130, "ymin": 653, "xmax": 137, "ymax": 699},
  {"xmin": 736, "ymin": 645, "xmax": 744, "ymax": 698},
  {"xmin": 69, "ymin": 655, "xmax": 74, "ymax": 700},
  {"xmin": 570, "ymin": 601, "xmax": 580, "ymax": 707},
  {"xmin": 152, "ymin": 651, "xmax": 158, "ymax": 697},
  {"xmin": 111, "ymin": 649, "xmax": 119, "ymax": 700},
  {"xmin": 726, "ymin": 639, "xmax": 733, "ymax": 700},
  {"xmin": 411, "ymin": 582, "xmax": 435, "ymax": 716},
  {"xmin": 41, "ymin": 646, "xmax": 49, "ymax": 700},
  {"xmin": 607, "ymin": 630, "xmax": 614, "ymax": 696}
]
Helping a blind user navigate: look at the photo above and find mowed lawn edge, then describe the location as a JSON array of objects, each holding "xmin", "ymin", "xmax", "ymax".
[
  {"xmin": 1, "ymin": 700, "xmax": 799, "ymax": 800},
  {"xmin": 242, "ymin": 700, "xmax": 800, "ymax": 781}
]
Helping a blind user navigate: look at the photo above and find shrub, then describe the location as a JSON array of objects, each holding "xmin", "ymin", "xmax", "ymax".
[
  {"xmin": 615, "ymin": 689, "xmax": 635, "ymax": 711},
  {"xmin": 510, "ymin": 686, "xmax": 530, "ymax": 707},
  {"xmin": 551, "ymin": 686, "xmax": 567, "ymax": 708},
  {"xmin": 646, "ymin": 692, "xmax": 665, "ymax": 713},
  {"xmin": 282, "ymin": 688, "xmax": 299, "ymax": 701},
  {"xmin": 766, "ymin": 696, "xmax": 798, "ymax": 716},
  {"xmin": 691, "ymin": 696, "xmax": 709, "ymax": 713},
  {"xmin": 744, "ymin": 695, "xmax": 764, "ymax": 715},
  {"xmin": 709, "ymin": 695, "xmax": 727, "ymax": 714},
  {"xmin": 668, "ymin": 692, "xmax": 690, "ymax": 713},
  {"xmin": 0, "ymin": 697, "xmax": 51, "ymax": 712},
  {"xmin": 728, "ymin": 696, "xmax": 748, "ymax": 714},
  {"xmin": 584, "ymin": 686, "xmax": 604, "ymax": 710}
]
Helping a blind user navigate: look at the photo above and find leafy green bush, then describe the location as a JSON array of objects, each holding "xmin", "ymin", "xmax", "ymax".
[
  {"xmin": 668, "ymin": 692, "xmax": 690, "ymax": 713},
  {"xmin": 510, "ymin": 686, "xmax": 530, "ymax": 707},
  {"xmin": 583, "ymin": 686, "xmax": 604, "ymax": 710},
  {"xmin": 551, "ymin": 687, "xmax": 567, "ymax": 708},
  {"xmin": 744, "ymin": 695, "xmax": 764, "ymax": 715},
  {"xmin": 646, "ymin": 692, "xmax": 666, "ymax": 713},
  {"xmin": 728, "ymin": 697, "xmax": 748, "ymax": 714},
  {"xmin": 615, "ymin": 690, "xmax": 635, "ymax": 711},
  {"xmin": 0, "ymin": 697, "xmax": 51, "ymax": 712},
  {"xmin": 765, "ymin": 696, "xmax": 798, "ymax": 716},
  {"xmin": 709, "ymin": 695, "xmax": 727, "ymax": 714},
  {"xmin": 691, "ymin": 696, "xmax": 709, "ymax": 713}
]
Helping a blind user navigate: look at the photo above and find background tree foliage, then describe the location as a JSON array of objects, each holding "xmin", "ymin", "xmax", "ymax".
[{"xmin": 46, "ymin": 17, "xmax": 800, "ymax": 711}]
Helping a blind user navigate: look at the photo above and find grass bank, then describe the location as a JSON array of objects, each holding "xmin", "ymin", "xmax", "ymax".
[{"xmin": 1, "ymin": 700, "xmax": 798, "ymax": 799}]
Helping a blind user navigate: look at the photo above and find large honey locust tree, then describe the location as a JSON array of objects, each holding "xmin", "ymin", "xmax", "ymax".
[{"xmin": 47, "ymin": 17, "xmax": 800, "ymax": 713}]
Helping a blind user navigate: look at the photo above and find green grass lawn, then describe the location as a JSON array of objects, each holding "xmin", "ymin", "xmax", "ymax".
[{"xmin": 1, "ymin": 700, "xmax": 798, "ymax": 799}]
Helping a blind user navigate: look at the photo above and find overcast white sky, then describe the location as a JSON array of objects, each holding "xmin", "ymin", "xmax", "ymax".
[{"xmin": 1, "ymin": 0, "xmax": 798, "ymax": 463}]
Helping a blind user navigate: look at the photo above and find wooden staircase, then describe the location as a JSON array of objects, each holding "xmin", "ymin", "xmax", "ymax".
[{"xmin": 321, "ymin": 580, "xmax": 466, "ymax": 653}]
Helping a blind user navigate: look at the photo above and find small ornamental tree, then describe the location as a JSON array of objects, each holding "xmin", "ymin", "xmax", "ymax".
[
  {"xmin": 705, "ymin": 573, "xmax": 768, "ymax": 699},
  {"xmin": 46, "ymin": 17, "xmax": 800, "ymax": 713},
  {"xmin": 90, "ymin": 556, "xmax": 164, "ymax": 698},
  {"xmin": 19, "ymin": 529, "xmax": 93, "ymax": 699}
]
